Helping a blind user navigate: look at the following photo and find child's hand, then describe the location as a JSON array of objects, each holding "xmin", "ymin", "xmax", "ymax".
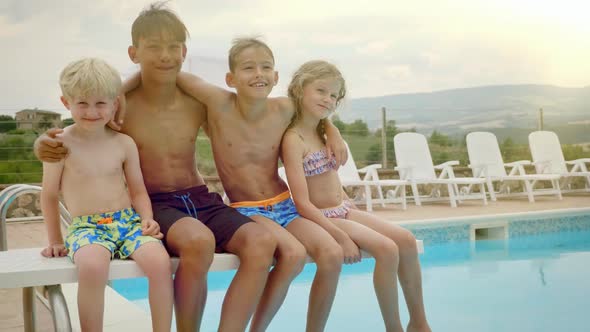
[
  {"xmin": 41, "ymin": 243, "xmax": 68, "ymax": 258},
  {"xmin": 339, "ymin": 237, "xmax": 361, "ymax": 265},
  {"xmin": 107, "ymin": 93, "xmax": 126, "ymax": 131},
  {"xmin": 35, "ymin": 128, "xmax": 68, "ymax": 162},
  {"xmin": 142, "ymin": 218, "xmax": 164, "ymax": 239},
  {"xmin": 325, "ymin": 134, "xmax": 349, "ymax": 168}
]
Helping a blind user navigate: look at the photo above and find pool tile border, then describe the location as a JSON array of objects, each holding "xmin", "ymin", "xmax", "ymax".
[{"xmin": 401, "ymin": 208, "xmax": 590, "ymax": 245}]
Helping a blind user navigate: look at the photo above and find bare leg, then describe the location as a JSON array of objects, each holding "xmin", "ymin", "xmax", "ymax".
[
  {"xmin": 131, "ymin": 242, "xmax": 174, "ymax": 332},
  {"xmin": 219, "ymin": 223, "xmax": 276, "ymax": 331},
  {"xmin": 347, "ymin": 209, "xmax": 431, "ymax": 332},
  {"xmin": 249, "ymin": 216, "xmax": 307, "ymax": 332},
  {"xmin": 72, "ymin": 244, "xmax": 111, "ymax": 332},
  {"xmin": 166, "ymin": 218, "xmax": 216, "ymax": 332},
  {"xmin": 286, "ymin": 217, "xmax": 344, "ymax": 332},
  {"xmin": 331, "ymin": 218, "xmax": 403, "ymax": 332}
]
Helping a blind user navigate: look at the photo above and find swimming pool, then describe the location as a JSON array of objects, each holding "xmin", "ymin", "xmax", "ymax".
[{"xmin": 113, "ymin": 209, "xmax": 590, "ymax": 331}]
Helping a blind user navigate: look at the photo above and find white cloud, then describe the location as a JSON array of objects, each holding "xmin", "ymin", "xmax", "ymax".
[
  {"xmin": 355, "ymin": 40, "xmax": 393, "ymax": 56},
  {"xmin": 0, "ymin": 0, "xmax": 589, "ymax": 115}
]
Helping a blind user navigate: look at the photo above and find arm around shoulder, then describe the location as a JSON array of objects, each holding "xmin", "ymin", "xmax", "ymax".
[
  {"xmin": 177, "ymin": 71, "xmax": 228, "ymax": 106},
  {"xmin": 324, "ymin": 119, "xmax": 348, "ymax": 166},
  {"xmin": 34, "ymin": 128, "xmax": 68, "ymax": 163}
]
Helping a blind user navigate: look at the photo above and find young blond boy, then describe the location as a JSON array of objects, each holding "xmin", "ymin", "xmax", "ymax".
[
  {"xmin": 172, "ymin": 38, "xmax": 349, "ymax": 331},
  {"xmin": 36, "ymin": 4, "xmax": 277, "ymax": 332},
  {"xmin": 41, "ymin": 57, "xmax": 173, "ymax": 332}
]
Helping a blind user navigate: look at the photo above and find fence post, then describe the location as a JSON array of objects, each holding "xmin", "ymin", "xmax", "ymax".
[
  {"xmin": 538, "ymin": 108, "xmax": 544, "ymax": 130},
  {"xmin": 381, "ymin": 107, "xmax": 387, "ymax": 168}
]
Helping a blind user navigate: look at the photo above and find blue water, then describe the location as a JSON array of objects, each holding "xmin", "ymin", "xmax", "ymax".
[{"xmin": 113, "ymin": 230, "xmax": 590, "ymax": 332}]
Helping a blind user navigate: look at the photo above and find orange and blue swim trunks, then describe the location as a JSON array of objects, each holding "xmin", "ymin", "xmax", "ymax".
[{"xmin": 230, "ymin": 191, "xmax": 301, "ymax": 227}]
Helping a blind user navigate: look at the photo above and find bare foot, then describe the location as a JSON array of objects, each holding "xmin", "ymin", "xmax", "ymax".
[{"xmin": 406, "ymin": 321, "xmax": 432, "ymax": 332}]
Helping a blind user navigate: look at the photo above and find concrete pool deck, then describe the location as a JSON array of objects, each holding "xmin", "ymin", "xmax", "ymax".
[{"xmin": 1, "ymin": 192, "xmax": 589, "ymax": 331}]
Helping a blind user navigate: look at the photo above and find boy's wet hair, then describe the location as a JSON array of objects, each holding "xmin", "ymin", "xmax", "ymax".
[
  {"xmin": 59, "ymin": 58, "xmax": 122, "ymax": 101},
  {"xmin": 228, "ymin": 37, "xmax": 275, "ymax": 72},
  {"xmin": 131, "ymin": 1, "xmax": 189, "ymax": 46}
]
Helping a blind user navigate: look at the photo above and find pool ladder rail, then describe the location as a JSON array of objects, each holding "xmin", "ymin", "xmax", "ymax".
[{"xmin": 0, "ymin": 184, "xmax": 73, "ymax": 332}]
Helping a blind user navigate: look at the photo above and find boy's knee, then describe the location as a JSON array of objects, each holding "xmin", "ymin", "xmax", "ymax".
[
  {"xmin": 77, "ymin": 260, "xmax": 109, "ymax": 284},
  {"xmin": 239, "ymin": 229, "xmax": 276, "ymax": 267},
  {"xmin": 280, "ymin": 244, "xmax": 307, "ymax": 276},
  {"xmin": 143, "ymin": 248, "xmax": 173, "ymax": 279},
  {"xmin": 315, "ymin": 243, "xmax": 344, "ymax": 271},
  {"xmin": 256, "ymin": 229, "xmax": 277, "ymax": 252},
  {"xmin": 178, "ymin": 232, "xmax": 215, "ymax": 269},
  {"xmin": 242, "ymin": 227, "xmax": 277, "ymax": 255},
  {"xmin": 184, "ymin": 231, "xmax": 216, "ymax": 254}
]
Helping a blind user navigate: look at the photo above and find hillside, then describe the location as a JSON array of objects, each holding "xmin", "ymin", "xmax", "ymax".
[{"xmin": 340, "ymin": 85, "xmax": 590, "ymax": 138}]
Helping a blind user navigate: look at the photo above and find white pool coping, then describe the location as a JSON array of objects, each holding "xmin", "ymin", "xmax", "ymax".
[{"xmin": 397, "ymin": 207, "xmax": 590, "ymax": 227}]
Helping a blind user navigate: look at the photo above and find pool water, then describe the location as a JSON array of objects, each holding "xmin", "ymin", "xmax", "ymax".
[{"xmin": 113, "ymin": 229, "xmax": 590, "ymax": 332}]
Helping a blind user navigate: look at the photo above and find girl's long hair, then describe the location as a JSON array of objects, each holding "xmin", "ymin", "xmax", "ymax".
[{"xmin": 287, "ymin": 60, "xmax": 346, "ymax": 142}]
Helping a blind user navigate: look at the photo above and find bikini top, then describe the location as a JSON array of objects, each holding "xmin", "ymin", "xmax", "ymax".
[{"xmin": 302, "ymin": 149, "xmax": 337, "ymax": 177}]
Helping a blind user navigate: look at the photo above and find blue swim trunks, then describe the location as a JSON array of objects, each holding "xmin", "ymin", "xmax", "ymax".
[
  {"xmin": 64, "ymin": 208, "xmax": 161, "ymax": 261},
  {"xmin": 230, "ymin": 191, "xmax": 300, "ymax": 227}
]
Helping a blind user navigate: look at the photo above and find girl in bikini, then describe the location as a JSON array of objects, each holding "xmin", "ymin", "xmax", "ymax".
[{"xmin": 280, "ymin": 60, "xmax": 431, "ymax": 332}]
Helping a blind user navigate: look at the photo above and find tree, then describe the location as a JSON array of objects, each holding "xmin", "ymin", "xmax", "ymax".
[
  {"xmin": 0, "ymin": 115, "xmax": 16, "ymax": 133},
  {"xmin": 365, "ymin": 143, "xmax": 382, "ymax": 164},
  {"xmin": 62, "ymin": 118, "xmax": 74, "ymax": 127},
  {"xmin": 429, "ymin": 130, "xmax": 452, "ymax": 147},
  {"xmin": 500, "ymin": 137, "xmax": 515, "ymax": 161},
  {"xmin": 374, "ymin": 120, "xmax": 400, "ymax": 165},
  {"xmin": 348, "ymin": 119, "xmax": 369, "ymax": 136},
  {"xmin": 331, "ymin": 115, "xmax": 347, "ymax": 133}
]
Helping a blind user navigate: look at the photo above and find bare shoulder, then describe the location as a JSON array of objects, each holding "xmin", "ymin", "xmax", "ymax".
[
  {"xmin": 211, "ymin": 89, "xmax": 237, "ymax": 111},
  {"xmin": 56, "ymin": 125, "xmax": 78, "ymax": 147},
  {"xmin": 59, "ymin": 125, "xmax": 74, "ymax": 139},
  {"xmin": 110, "ymin": 130, "xmax": 136, "ymax": 148},
  {"xmin": 273, "ymin": 96, "xmax": 294, "ymax": 110},
  {"xmin": 281, "ymin": 128, "xmax": 305, "ymax": 151},
  {"xmin": 179, "ymin": 89, "xmax": 207, "ymax": 112}
]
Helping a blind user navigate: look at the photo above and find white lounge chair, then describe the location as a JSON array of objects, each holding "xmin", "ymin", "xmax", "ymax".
[
  {"xmin": 529, "ymin": 131, "xmax": 590, "ymax": 192},
  {"xmin": 337, "ymin": 143, "xmax": 407, "ymax": 211},
  {"xmin": 466, "ymin": 132, "xmax": 562, "ymax": 202},
  {"xmin": 393, "ymin": 132, "xmax": 487, "ymax": 207},
  {"xmin": 278, "ymin": 143, "xmax": 407, "ymax": 211}
]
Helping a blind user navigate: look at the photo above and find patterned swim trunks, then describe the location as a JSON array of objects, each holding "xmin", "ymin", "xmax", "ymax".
[
  {"xmin": 64, "ymin": 207, "xmax": 160, "ymax": 261},
  {"xmin": 230, "ymin": 191, "xmax": 301, "ymax": 228}
]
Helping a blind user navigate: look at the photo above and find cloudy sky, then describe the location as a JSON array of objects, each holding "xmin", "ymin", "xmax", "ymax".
[{"xmin": 1, "ymin": 0, "xmax": 589, "ymax": 117}]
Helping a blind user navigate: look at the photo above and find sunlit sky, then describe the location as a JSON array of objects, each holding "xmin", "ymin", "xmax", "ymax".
[{"xmin": 1, "ymin": 0, "xmax": 589, "ymax": 116}]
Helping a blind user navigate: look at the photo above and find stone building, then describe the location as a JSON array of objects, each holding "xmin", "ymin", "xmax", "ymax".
[{"xmin": 15, "ymin": 109, "xmax": 61, "ymax": 130}]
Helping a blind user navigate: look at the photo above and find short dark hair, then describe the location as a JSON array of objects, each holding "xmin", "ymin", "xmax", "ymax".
[
  {"xmin": 228, "ymin": 37, "xmax": 275, "ymax": 72},
  {"xmin": 131, "ymin": 1, "xmax": 189, "ymax": 46}
]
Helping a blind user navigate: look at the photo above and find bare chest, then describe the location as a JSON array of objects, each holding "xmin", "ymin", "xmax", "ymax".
[
  {"xmin": 63, "ymin": 143, "xmax": 125, "ymax": 178},
  {"xmin": 210, "ymin": 111, "xmax": 288, "ymax": 164},
  {"xmin": 123, "ymin": 105, "xmax": 204, "ymax": 155}
]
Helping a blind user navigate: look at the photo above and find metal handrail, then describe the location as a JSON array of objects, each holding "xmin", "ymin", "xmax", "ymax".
[{"xmin": 0, "ymin": 184, "xmax": 73, "ymax": 332}]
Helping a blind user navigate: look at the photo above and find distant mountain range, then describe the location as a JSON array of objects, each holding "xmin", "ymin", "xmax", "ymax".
[{"xmin": 339, "ymin": 85, "xmax": 590, "ymax": 140}]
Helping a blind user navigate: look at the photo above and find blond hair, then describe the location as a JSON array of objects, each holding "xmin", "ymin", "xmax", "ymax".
[
  {"xmin": 131, "ymin": 1, "xmax": 189, "ymax": 46},
  {"xmin": 59, "ymin": 58, "xmax": 122, "ymax": 101},
  {"xmin": 288, "ymin": 60, "xmax": 346, "ymax": 141},
  {"xmin": 228, "ymin": 37, "xmax": 275, "ymax": 72}
]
